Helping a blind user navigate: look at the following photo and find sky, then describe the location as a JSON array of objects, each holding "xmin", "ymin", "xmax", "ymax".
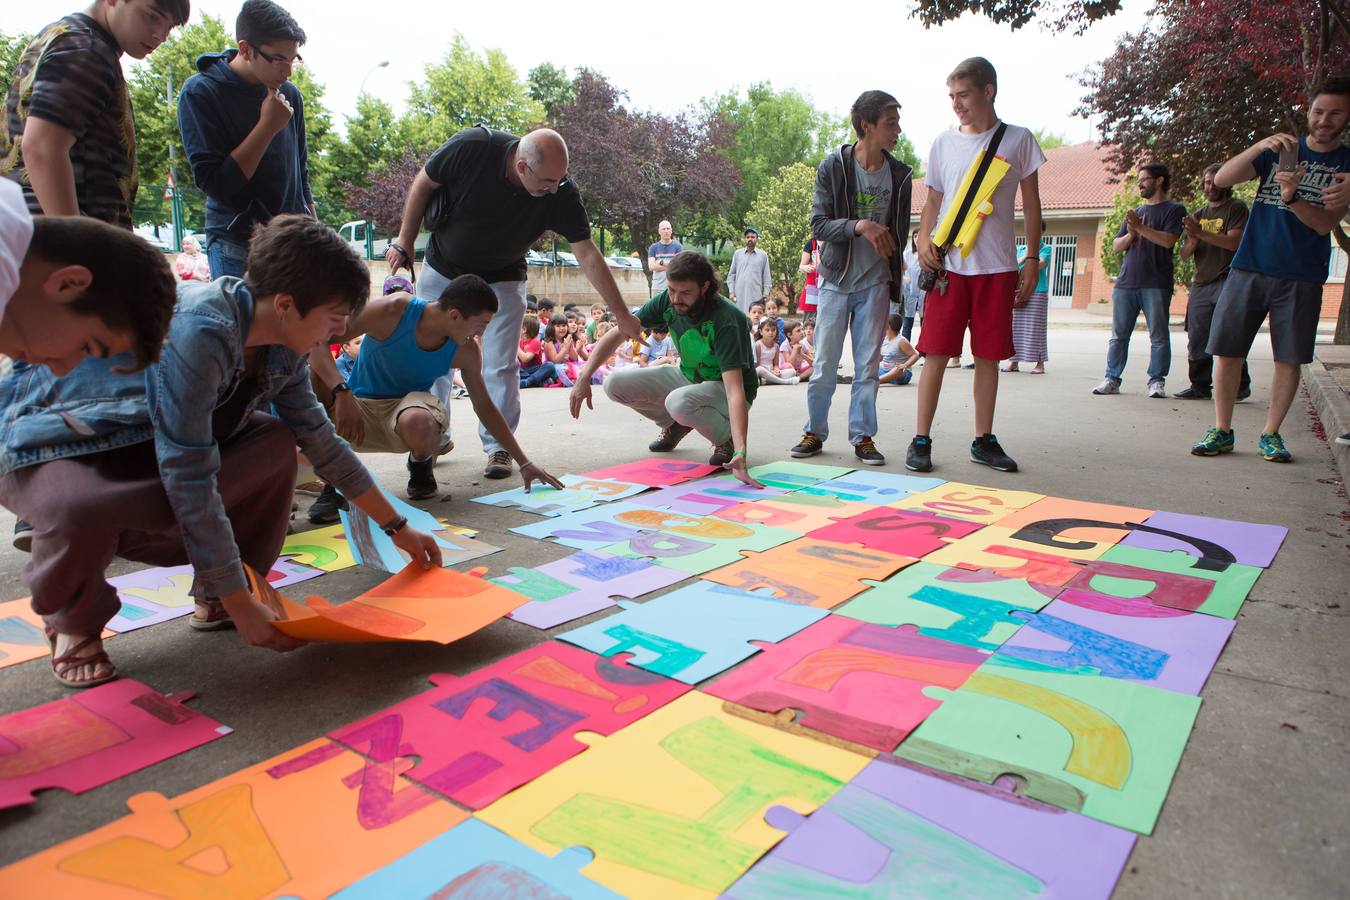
[{"xmin": 15, "ymin": 0, "xmax": 1154, "ymax": 160}]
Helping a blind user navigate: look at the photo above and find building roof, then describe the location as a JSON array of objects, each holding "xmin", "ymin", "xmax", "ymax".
[{"xmin": 909, "ymin": 141, "xmax": 1121, "ymax": 215}]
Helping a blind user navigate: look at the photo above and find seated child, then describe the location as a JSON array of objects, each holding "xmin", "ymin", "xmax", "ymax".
[
  {"xmin": 779, "ymin": 318, "xmax": 813, "ymax": 382},
  {"xmin": 754, "ymin": 318, "xmax": 796, "ymax": 385},
  {"xmin": 641, "ymin": 323, "xmax": 677, "ymax": 367},
  {"xmin": 587, "ymin": 320, "xmax": 616, "ymax": 384},
  {"xmin": 763, "ymin": 296, "xmax": 787, "ymax": 342},
  {"xmin": 518, "ymin": 317, "xmax": 557, "ymax": 388},
  {"xmin": 880, "ymin": 313, "xmax": 920, "ymax": 385},
  {"xmin": 747, "ymin": 300, "xmax": 765, "ymax": 341},
  {"xmin": 542, "ymin": 314, "xmax": 579, "ymax": 386},
  {"xmin": 335, "ymin": 334, "xmax": 362, "ymax": 381}
]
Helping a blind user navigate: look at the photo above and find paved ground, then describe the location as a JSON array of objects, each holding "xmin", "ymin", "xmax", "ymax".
[{"xmin": 1, "ymin": 326, "xmax": 1347, "ymax": 897}]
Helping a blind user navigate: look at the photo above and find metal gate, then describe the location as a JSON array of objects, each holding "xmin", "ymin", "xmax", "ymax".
[{"xmin": 1016, "ymin": 235, "xmax": 1077, "ymax": 308}]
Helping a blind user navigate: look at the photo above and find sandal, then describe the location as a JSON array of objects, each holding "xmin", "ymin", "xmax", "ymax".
[
  {"xmin": 1001, "ymin": 363, "xmax": 1019, "ymax": 373},
  {"xmin": 189, "ymin": 598, "xmax": 235, "ymax": 631},
  {"xmin": 46, "ymin": 628, "xmax": 117, "ymax": 689}
]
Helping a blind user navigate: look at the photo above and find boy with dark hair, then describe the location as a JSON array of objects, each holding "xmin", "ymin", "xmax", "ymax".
[
  {"xmin": 308, "ymin": 273, "xmax": 564, "ymax": 519},
  {"xmin": 0, "ymin": 215, "xmax": 444, "ymax": 687},
  {"xmin": 1, "ymin": 179, "xmax": 176, "ymax": 374},
  {"xmin": 178, "ymin": 0, "xmax": 313, "ymax": 278},
  {"xmin": 1, "ymin": 0, "xmax": 190, "ymax": 224}
]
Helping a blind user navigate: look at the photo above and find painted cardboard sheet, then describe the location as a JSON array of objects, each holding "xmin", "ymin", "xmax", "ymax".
[
  {"xmin": 492, "ymin": 550, "xmax": 687, "ymax": 629},
  {"xmin": 1118, "ymin": 510, "xmax": 1288, "ymax": 568},
  {"xmin": 472, "ymin": 474, "xmax": 650, "ymax": 517},
  {"xmin": 582, "ymin": 459, "xmax": 719, "ymax": 486},
  {"xmin": 701, "ymin": 539, "xmax": 916, "ymax": 609},
  {"xmin": 892, "ymin": 481, "xmax": 1045, "ymax": 526},
  {"xmin": 808, "ymin": 507, "xmax": 985, "ymax": 558}
]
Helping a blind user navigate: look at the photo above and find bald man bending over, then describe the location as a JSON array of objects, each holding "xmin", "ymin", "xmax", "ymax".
[{"xmin": 379, "ymin": 127, "xmax": 641, "ymax": 479}]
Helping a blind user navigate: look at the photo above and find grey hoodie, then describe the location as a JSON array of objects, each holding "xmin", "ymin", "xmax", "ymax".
[{"xmin": 811, "ymin": 143, "xmax": 914, "ymax": 303}]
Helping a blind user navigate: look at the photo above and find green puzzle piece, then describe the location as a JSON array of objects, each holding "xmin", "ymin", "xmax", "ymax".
[
  {"xmin": 600, "ymin": 521, "xmax": 800, "ymax": 576},
  {"xmin": 1095, "ymin": 544, "xmax": 1262, "ymax": 619},
  {"xmin": 746, "ymin": 460, "xmax": 856, "ymax": 490}
]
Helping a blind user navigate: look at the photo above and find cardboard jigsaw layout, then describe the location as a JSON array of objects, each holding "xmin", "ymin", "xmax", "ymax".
[
  {"xmin": 105, "ymin": 559, "xmax": 325, "ymax": 633},
  {"xmin": 582, "ymin": 459, "xmax": 720, "ymax": 486},
  {"xmin": 340, "ymin": 490, "xmax": 500, "ymax": 573},
  {"xmin": 891, "ymin": 481, "xmax": 1046, "ymax": 526},
  {"xmin": 329, "ymin": 642, "xmax": 690, "ymax": 810},
  {"xmin": 472, "ymin": 474, "xmax": 650, "ymax": 516},
  {"xmin": 627, "ymin": 474, "xmax": 789, "ymax": 516},
  {"xmin": 492, "ymin": 549, "xmax": 687, "ymax": 629},
  {"xmin": 797, "ymin": 469, "xmax": 947, "ymax": 505},
  {"xmin": 808, "ymin": 506, "xmax": 987, "ymax": 558},
  {"xmin": 701, "ymin": 538, "xmax": 917, "ymax": 609}
]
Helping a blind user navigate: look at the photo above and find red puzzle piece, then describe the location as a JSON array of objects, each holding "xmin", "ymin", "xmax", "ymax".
[{"xmin": 808, "ymin": 507, "xmax": 984, "ymax": 558}]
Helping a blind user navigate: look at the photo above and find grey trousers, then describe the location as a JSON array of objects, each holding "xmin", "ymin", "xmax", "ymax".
[{"xmin": 603, "ymin": 366, "xmax": 733, "ymax": 444}]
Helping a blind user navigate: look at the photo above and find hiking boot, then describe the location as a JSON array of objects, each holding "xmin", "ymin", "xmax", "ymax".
[
  {"xmin": 407, "ymin": 454, "xmax": 438, "ymax": 500},
  {"xmin": 906, "ymin": 436, "xmax": 933, "ymax": 472},
  {"xmin": 1258, "ymin": 432, "xmax": 1292, "ymax": 463},
  {"xmin": 1236, "ymin": 385, "xmax": 1252, "ymax": 402},
  {"xmin": 1191, "ymin": 427, "xmax": 1235, "ymax": 457},
  {"xmin": 1173, "ymin": 386, "xmax": 1210, "ymax": 400},
  {"xmin": 708, "ymin": 441, "xmax": 735, "ymax": 466},
  {"xmin": 790, "ymin": 432, "xmax": 823, "ymax": 458},
  {"xmin": 971, "ymin": 434, "xmax": 1018, "ymax": 472},
  {"xmin": 12, "ymin": 520, "xmax": 32, "ymax": 553},
  {"xmin": 1147, "ymin": 379, "xmax": 1167, "ymax": 399},
  {"xmin": 307, "ymin": 483, "xmax": 347, "ymax": 524},
  {"xmin": 649, "ymin": 424, "xmax": 693, "ymax": 452},
  {"xmin": 854, "ymin": 438, "xmax": 885, "ymax": 466},
  {"xmin": 1092, "ymin": 378, "xmax": 1121, "ymax": 395},
  {"xmin": 484, "ymin": 450, "xmax": 514, "ymax": 479}
]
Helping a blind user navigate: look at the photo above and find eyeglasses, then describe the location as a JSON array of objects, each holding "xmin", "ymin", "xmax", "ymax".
[
  {"xmin": 523, "ymin": 160, "xmax": 565, "ymax": 188},
  {"xmin": 254, "ymin": 48, "xmax": 303, "ymax": 67}
]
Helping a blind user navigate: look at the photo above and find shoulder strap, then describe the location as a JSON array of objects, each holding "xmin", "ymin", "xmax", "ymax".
[{"xmin": 940, "ymin": 122, "xmax": 1008, "ymax": 253}]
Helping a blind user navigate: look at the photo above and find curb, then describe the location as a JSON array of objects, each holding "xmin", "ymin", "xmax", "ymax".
[{"xmin": 1303, "ymin": 355, "xmax": 1350, "ymax": 486}]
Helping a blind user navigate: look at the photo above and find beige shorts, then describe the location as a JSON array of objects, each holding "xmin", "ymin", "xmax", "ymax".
[{"xmin": 327, "ymin": 392, "xmax": 449, "ymax": 454}]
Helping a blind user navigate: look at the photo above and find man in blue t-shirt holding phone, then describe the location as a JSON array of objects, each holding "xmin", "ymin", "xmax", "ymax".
[{"xmin": 1192, "ymin": 77, "xmax": 1350, "ymax": 463}]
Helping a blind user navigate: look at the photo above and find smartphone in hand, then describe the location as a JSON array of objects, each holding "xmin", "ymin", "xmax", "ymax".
[{"xmin": 1278, "ymin": 146, "xmax": 1299, "ymax": 172}]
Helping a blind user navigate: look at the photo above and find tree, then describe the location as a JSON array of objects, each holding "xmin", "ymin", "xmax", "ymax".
[
  {"xmin": 1, "ymin": 31, "xmax": 32, "ymax": 90},
  {"xmin": 345, "ymin": 145, "xmax": 423, "ymax": 235},
  {"xmin": 1098, "ymin": 176, "xmax": 1192, "ymax": 288},
  {"xmin": 1033, "ymin": 128, "xmax": 1067, "ymax": 151},
  {"xmin": 555, "ymin": 71, "xmax": 739, "ymax": 281},
  {"xmin": 401, "ymin": 35, "xmax": 543, "ymax": 150},
  {"xmin": 911, "ymin": 0, "xmax": 1123, "ymax": 32},
  {"xmin": 747, "ymin": 162, "xmax": 816, "ymax": 305},
  {"xmin": 288, "ymin": 65, "xmax": 341, "ymax": 223},
  {"xmin": 528, "ymin": 61, "xmax": 575, "ymax": 123},
  {"xmin": 328, "ymin": 94, "xmax": 407, "ymax": 224},
  {"xmin": 894, "ymin": 132, "xmax": 924, "ymax": 177}
]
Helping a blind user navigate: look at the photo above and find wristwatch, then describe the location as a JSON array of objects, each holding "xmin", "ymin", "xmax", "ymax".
[
  {"xmin": 380, "ymin": 515, "xmax": 408, "ymax": 536},
  {"xmin": 331, "ymin": 382, "xmax": 352, "ymax": 395}
]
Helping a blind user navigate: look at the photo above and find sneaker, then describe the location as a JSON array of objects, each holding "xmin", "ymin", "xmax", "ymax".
[
  {"xmin": 407, "ymin": 454, "xmax": 438, "ymax": 500},
  {"xmin": 1236, "ymin": 386, "xmax": 1252, "ymax": 402},
  {"xmin": 12, "ymin": 519, "xmax": 32, "ymax": 553},
  {"xmin": 1173, "ymin": 386, "xmax": 1210, "ymax": 400},
  {"xmin": 1336, "ymin": 432, "xmax": 1350, "ymax": 446},
  {"xmin": 790, "ymin": 432, "xmax": 823, "ymax": 458},
  {"xmin": 906, "ymin": 436, "xmax": 933, "ymax": 472},
  {"xmin": 437, "ymin": 433, "xmax": 454, "ymax": 456},
  {"xmin": 1092, "ymin": 378, "xmax": 1121, "ymax": 395},
  {"xmin": 307, "ymin": 483, "xmax": 347, "ymax": 524},
  {"xmin": 708, "ymin": 441, "xmax": 734, "ymax": 466},
  {"xmin": 484, "ymin": 450, "xmax": 514, "ymax": 479},
  {"xmin": 1258, "ymin": 432, "xmax": 1292, "ymax": 463},
  {"xmin": 1147, "ymin": 379, "xmax": 1166, "ymax": 398},
  {"xmin": 649, "ymin": 424, "xmax": 693, "ymax": 452},
  {"xmin": 971, "ymin": 434, "xmax": 1018, "ymax": 472},
  {"xmin": 1191, "ymin": 427, "xmax": 1235, "ymax": 457},
  {"xmin": 854, "ymin": 437, "xmax": 885, "ymax": 466}
]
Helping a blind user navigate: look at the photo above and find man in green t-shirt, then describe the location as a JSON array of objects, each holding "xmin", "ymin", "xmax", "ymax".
[{"xmin": 571, "ymin": 251, "xmax": 763, "ymax": 487}]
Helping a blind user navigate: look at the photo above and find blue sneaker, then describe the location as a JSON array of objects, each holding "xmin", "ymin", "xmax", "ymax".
[
  {"xmin": 1258, "ymin": 432, "xmax": 1292, "ymax": 463},
  {"xmin": 1191, "ymin": 427, "xmax": 1235, "ymax": 457}
]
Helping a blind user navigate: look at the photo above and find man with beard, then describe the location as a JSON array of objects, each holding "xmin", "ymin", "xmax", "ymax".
[{"xmin": 1175, "ymin": 164, "xmax": 1249, "ymax": 401}]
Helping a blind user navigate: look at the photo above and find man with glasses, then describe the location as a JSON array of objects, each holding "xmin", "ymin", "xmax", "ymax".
[
  {"xmin": 386, "ymin": 127, "xmax": 640, "ymax": 480},
  {"xmin": 178, "ymin": 0, "xmax": 313, "ymax": 278}
]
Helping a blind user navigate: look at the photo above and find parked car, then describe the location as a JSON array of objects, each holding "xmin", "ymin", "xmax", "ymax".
[
  {"xmin": 606, "ymin": 255, "xmax": 644, "ymax": 271},
  {"xmin": 555, "ymin": 251, "xmax": 578, "ymax": 267},
  {"xmin": 338, "ymin": 220, "xmax": 428, "ymax": 260},
  {"xmin": 133, "ymin": 226, "xmax": 172, "ymax": 252}
]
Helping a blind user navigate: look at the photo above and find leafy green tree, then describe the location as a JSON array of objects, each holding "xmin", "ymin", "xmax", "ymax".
[
  {"xmin": 746, "ymin": 162, "xmax": 816, "ymax": 304},
  {"xmin": 894, "ymin": 132, "xmax": 924, "ymax": 177},
  {"xmin": 1, "ymin": 31, "xmax": 32, "ymax": 90},
  {"xmin": 400, "ymin": 35, "xmax": 544, "ymax": 149},
  {"xmin": 289, "ymin": 65, "xmax": 342, "ymax": 223},
  {"xmin": 329, "ymin": 93, "xmax": 406, "ymax": 222},
  {"xmin": 1033, "ymin": 128, "xmax": 1067, "ymax": 150},
  {"xmin": 528, "ymin": 61, "xmax": 575, "ymax": 122}
]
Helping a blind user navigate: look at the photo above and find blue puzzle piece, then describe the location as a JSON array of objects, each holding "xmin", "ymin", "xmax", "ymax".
[
  {"xmin": 510, "ymin": 502, "xmax": 662, "ymax": 549},
  {"xmin": 558, "ymin": 582, "xmax": 827, "ymax": 684}
]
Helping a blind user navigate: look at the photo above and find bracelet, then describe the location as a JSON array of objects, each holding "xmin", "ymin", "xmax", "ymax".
[
  {"xmin": 331, "ymin": 381, "xmax": 351, "ymax": 395},
  {"xmin": 519, "ymin": 460, "xmax": 534, "ymax": 470},
  {"xmin": 388, "ymin": 241, "xmax": 408, "ymax": 260},
  {"xmin": 380, "ymin": 514, "xmax": 408, "ymax": 536},
  {"xmin": 731, "ymin": 449, "xmax": 746, "ymax": 459}
]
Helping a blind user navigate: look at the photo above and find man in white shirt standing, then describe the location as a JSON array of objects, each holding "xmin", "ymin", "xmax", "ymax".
[
  {"xmin": 727, "ymin": 226, "xmax": 771, "ymax": 312},
  {"xmin": 909, "ymin": 57, "xmax": 1045, "ymax": 474}
]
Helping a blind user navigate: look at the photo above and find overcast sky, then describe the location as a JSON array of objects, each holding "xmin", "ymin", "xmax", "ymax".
[{"xmin": 16, "ymin": 0, "xmax": 1152, "ymax": 160}]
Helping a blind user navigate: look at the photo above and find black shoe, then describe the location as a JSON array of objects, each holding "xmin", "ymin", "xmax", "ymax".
[
  {"xmin": 837, "ymin": 374, "xmax": 853, "ymax": 384},
  {"xmin": 484, "ymin": 450, "xmax": 513, "ymax": 479},
  {"xmin": 1173, "ymin": 386, "xmax": 1211, "ymax": 400},
  {"xmin": 407, "ymin": 454, "xmax": 438, "ymax": 500},
  {"xmin": 1236, "ymin": 386, "xmax": 1252, "ymax": 402},
  {"xmin": 971, "ymin": 433, "xmax": 1018, "ymax": 472},
  {"xmin": 790, "ymin": 432, "xmax": 823, "ymax": 458},
  {"xmin": 854, "ymin": 437, "xmax": 885, "ymax": 466},
  {"xmin": 906, "ymin": 436, "xmax": 933, "ymax": 472},
  {"xmin": 12, "ymin": 519, "xmax": 32, "ymax": 553},
  {"xmin": 307, "ymin": 483, "xmax": 347, "ymax": 524},
  {"xmin": 708, "ymin": 441, "xmax": 734, "ymax": 466},
  {"xmin": 649, "ymin": 424, "xmax": 693, "ymax": 452}
]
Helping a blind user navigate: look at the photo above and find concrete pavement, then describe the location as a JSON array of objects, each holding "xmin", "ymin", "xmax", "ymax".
[{"xmin": 0, "ymin": 326, "xmax": 1346, "ymax": 897}]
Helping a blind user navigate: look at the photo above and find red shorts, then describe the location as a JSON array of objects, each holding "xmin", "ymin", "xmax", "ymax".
[{"xmin": 915, "ymin": 270, "xmax": 1017, "ymax": 360}]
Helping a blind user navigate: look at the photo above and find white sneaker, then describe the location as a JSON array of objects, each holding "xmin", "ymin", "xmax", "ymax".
[
  {"xmin": 1092, "ymin": 378, "xmax": 1120, "ymax": 395},
  {"xmin": 1147, "ymin": 379, "xmax": 1166, "ymax": 398}
]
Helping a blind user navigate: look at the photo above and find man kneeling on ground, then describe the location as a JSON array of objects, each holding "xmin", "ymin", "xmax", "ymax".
[
  {"xmin": 570, "ymin": 251, "xmax": 763, "ymax": 488},
  {"xmin": 307, "ymin": 272, "xmax": 564, "ymax": 521},
  {"xmin": 0, "ymin": 216, "xmax": 443, "ymax": 688}
]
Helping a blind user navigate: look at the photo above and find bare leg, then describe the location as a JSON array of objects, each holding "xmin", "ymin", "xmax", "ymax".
[
  {"xmin": 1264, "ymin": 361, "xmax": 1301, "ymax": 434},
  {"xmin": 917, "ymin": 354, "xmax": 950, "ymax": 434},
  {"xmin": 1213, "ymin": 355, "xmax": 1243, "ymax": 431},
  {"xmin": 973, "ymin": 357, "xmax": 1000, "ymax": 435}
]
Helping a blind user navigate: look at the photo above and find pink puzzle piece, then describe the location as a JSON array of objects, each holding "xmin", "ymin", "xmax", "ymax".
[
  {"xmin": 582, "ymin": 459, "xmax": 720, "ymax": 487},
  {"xmin": 0, "ymin": 680, "xmax": 231, "ymax": 809},
  {"xmin": 705, "ymin": 617, "xmax": 988, "ymax": 752},
  {"xmin": 328, "ymin": 642, "xmax": 690, "ymax": 809},
  {"xmin": 808, "ymin": 507, "xmax": 984, "ymax": 557}
]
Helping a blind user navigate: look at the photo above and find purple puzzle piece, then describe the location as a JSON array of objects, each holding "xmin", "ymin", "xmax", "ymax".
[
  {"xmin": 493, "ymin": 550, "xmax": 687, "ymax": 629},
  {"xmin": 996, "ymin": 590, "xmax": 1236, "ymax": 695},
  {"xmin": 1118, "ymin": 510, "xmax": 1288, "ymax": 568},
  {"xmin": 627, "ymin": 475, "xmax": 787, "ymax": 516}
]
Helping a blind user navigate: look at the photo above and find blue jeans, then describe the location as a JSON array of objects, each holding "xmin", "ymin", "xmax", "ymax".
[
  {"xmin": 1106, "ymin": 287, "xmax": 1171, "ymax": 382},
  {"xmin": 804, "ymin": 282, "xmax": 889, "ymax": 444},
  {"xmin": 206, "ymin": 235, "xmax": 248, "ymax": 278}
]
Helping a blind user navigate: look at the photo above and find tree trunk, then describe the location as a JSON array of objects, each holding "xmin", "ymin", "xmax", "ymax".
[{"xmin": 1334, "ymin": 226, "xmax": 1350, "ymax": 344}]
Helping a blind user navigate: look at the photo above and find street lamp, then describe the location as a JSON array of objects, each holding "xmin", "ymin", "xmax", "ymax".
[{"xmin": 359, "ymin": 60, "xmax": 390, "ymax": 97}]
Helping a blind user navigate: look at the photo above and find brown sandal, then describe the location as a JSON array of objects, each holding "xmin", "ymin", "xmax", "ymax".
[
  {"xmin": 189, "ymin": 598, "xmax": 235, "ymax": 631},
  {"xmin": 46, "ymin": 629, "xmax": 117, "ymax": 689}
]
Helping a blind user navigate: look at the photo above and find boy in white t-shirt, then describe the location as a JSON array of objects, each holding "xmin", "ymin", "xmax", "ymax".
[{"xmin": 909, "ymin": 57, "xmax": 1045, "ymax": 475}]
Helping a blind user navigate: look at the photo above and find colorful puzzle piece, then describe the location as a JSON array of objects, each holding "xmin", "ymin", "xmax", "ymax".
[
  {"xmin": 706, "ymin": 616, "xmax": 987, "ymax": 752},
  {"xmin": 808, "ymin": 506, "xmax": 985, "ymax": 557},
  {"xmin": 726, "ymin": 758, "xmax": 1136, "ymax": 900},
  {"xmin": 0, "ymin": 738, "xmax": 466, "ymax": 897},
  {"xmin": 510, "ymin": 502, "xmax": 665, "ymax": 549},
  {"xmin": 330, "ymin": 642, "xmax": 689, "ymax": 809},
  {"xmin": 798, "ymin": 469, "xmax": 947, "ymax": 505},
  {"xmin": 341, "ymin": 503, "xmax": 502, "ymax": 573},
  {"xmin": 0, "ymin": 598, "xmax": 63, "ymax": 669},
  {"xmin": 476, "ymin": 691, "xmax": 869, "ymax": 898},
  {"xmin": 582, "ymin": 459, "xmax": 719, "ymax": 486},
  {"xmin": 493, "ymin": 550, "xmax": 687, "ymax": 629},
  {"xmin": 471, "ymin": 474, "xmax": 650, "ymax": 517},
  {"xmin": 746, "ymin": 459, "xmax": 856, "ymax": 490},
  {"xmin": 925, "ymin": 521, "xmax": 1127, "ymax": 572},
  {"xmin": 1092, "ymin": 544, "xmax": 1263, "ymax": 619},
  {"xmin": 0, "ymin": 681, "xmax": 230, "ymax": 809},
  {"xmin": 628, "ymin": 475, "xmax": 788, "ymax": 516},
  {"xmin": 701, "ymin": 539, "xmax": 916, "ymax": 609},
  {"xmin": 716, "ymin": 493, "xmax": 879, "ymax": 535},
  {"xmin": 1119, "ymin": 510, "xmax": 1289, "ymax": 568},
  {"xmin": 558, "ymin": 582, "xmax": 827, "ymax": 684},
  {"xmin": 897, "ymin": 665, "xmax": 1201, "ymax": 834},
  {"xmin": 892, "ymin": 480, "xmax": 1046, "ymax": 525},
  {"xmin": 993, "ymin": 590, "xmax": 1236, "ymax": 695},
  {"xmin": 597, "ymin": 509, "xmax": 801, "ymax": 575},
  {"xmin": 333, "ymin": 818, "xmax": 620, "ymax": 898},
  {"xmin": 992, "ymin": 497, "xmax": 1157, "ymax": 558},
  {"xmin": 281, "ymin": 522, "xmax": 358, "ymax": 572},
  {"xmin": 104, "ymin": 560, "xmax": 325, "ymax": 634}
]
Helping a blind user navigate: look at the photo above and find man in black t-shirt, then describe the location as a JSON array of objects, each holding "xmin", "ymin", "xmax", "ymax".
[{"xmin": 386, "ymin": 127, "xmax": 640, "ymax": 480}]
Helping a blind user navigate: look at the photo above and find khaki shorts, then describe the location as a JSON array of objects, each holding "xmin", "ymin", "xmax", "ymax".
[{"xmin": 327, "ymin": 392, "xmax": 449, "ymax": 454}]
